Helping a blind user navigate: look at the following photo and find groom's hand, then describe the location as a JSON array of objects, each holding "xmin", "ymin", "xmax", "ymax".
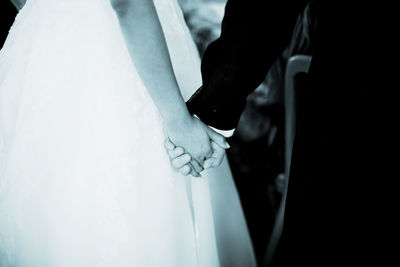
[
  {"xmin": 203, "ymin": 140, "xmax": 227, "ymax": 169},
  {"xmin": 203, "ymin": 126, "xmax": 230, "ymax": 168}
]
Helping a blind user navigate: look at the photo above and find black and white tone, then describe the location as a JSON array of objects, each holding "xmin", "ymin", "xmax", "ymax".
[{"xmin": 0, "ymin": 0, "xmax": 395, "ymax": 266}]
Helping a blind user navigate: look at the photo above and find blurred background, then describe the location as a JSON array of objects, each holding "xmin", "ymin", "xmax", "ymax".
[{"xmin": 0, "ymin": 0, "xmax": 314, "ymax": 265}]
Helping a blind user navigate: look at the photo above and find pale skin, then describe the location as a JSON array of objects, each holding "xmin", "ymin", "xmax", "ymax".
[
  {"xmin": 164, "ymin": 139, "xmax": 228, "ymax": 176},
  {"xmin": 110, "ymin": 0, "xmax": 228, "ymax": 176}
]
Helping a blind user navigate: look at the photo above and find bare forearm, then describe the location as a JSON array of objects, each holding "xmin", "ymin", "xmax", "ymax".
[
  {"xmin": 9, "ymin": 0, "xmax": 26, "ymax": 10},
  {"xmin": 112, "ymin": 0, "xmax": 191, "ymax": 124}
]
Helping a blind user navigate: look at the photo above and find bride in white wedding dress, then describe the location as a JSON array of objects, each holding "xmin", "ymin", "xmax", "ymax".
[{"xmin": 0, "ymin": 0, "xmax": 256, "ymax": 266}]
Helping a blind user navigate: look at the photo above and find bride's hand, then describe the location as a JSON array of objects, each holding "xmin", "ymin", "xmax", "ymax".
[
  {"xmin": 165, "ymin": 116, "xmax": 211, "ymax": 166},
  {"xmin": 164, "ymin": 116, "xmax": 227, "ymax": 172}
]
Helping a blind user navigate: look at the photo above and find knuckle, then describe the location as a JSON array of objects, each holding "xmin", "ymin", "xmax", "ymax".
[
  {"xmin": 176, "ymin": 147, "xmax": 184, "ymax": 154},
  {"xmin": 181, "ymin": 166, "xmax": 190, "ymax": 175},
  {"xmin": 184, "ymin": 154, "xmax": 192, "ymax": 162},
  {"xmin": 171, "ymin": 150, "xmax": 179, "ymax": 158},
  {"xmin": 182, "ymin": 156, "xmax": 191, "ymax": 165}
]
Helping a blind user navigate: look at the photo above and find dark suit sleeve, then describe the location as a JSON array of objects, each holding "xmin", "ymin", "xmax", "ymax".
[{"xmin": 187, "ymin": 0, "xmax": 309, "ymax": 130}]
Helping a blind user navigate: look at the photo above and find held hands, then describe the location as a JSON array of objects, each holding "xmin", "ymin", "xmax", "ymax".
[
  {"xmin": 165, "ymin": 139, "xmax": 228, "ymax": 177},
  {"xmin": 164, "ymin": 116, "xmax": 229, "ymax": 177}
]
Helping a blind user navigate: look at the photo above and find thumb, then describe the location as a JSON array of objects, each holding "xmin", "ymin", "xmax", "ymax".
[{"xmin": 206, "ymin": 127, "xmax": 230, "ymax": 149}]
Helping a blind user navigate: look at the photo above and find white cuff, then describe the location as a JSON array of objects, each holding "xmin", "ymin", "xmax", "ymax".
[
  {"xmin": 194, "ymin": 115, "xmax": 235, "ymax": 138},
  {"xmin": 208, "ymin": 126, "xmax": 235, "ymax": 138}
]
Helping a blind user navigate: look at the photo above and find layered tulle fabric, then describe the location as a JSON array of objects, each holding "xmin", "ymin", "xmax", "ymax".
[{"xmin": 0, "ymin": 0, "xmax": 256, "ymax": 266}]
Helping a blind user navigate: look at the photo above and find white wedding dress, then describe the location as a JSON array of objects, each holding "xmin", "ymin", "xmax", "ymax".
[{"xmin": 0, "ymin": 0, "xmax": 256, "ymax": 266}]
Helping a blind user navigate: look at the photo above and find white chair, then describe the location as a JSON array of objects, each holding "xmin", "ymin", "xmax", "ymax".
[{"xmin": 264, "ymin": 54, "xmax": 312, "ymax": 266}]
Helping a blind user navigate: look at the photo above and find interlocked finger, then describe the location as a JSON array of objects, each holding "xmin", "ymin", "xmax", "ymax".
[
  {"xmin": 172, "ymin": 154, "xmax": 192, "ymax": 169},
  {"xmin": 168, "ymin": 146, "xmax": 185, "ymax": 158},
  {"xmin": 203, "ymin": 141, "xmax": 226, "ymax": 169},
  {"xmin": 179, "ymin": 165, "xmax": 192, "ymax": 176},
  {"xmin": 164, "ymin": 139, "xmax": 175, "ymax": 151},
  {"xmin": 189, "ymin": 159, "xmax": 204, "ymax": 174}
]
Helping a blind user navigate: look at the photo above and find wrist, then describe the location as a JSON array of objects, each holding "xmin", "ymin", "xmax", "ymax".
[{"xmin": 163, "ymin": 110, "xmax": 193, "ymax": 130}]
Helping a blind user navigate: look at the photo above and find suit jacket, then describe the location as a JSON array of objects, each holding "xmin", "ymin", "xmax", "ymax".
[
  {"xmin": 187, "ymin": 1, "xmax": 392, "ymax": 265},
  {"xmin": 187, "ymin": 0, "xmax": 309, "ymax": 130}
]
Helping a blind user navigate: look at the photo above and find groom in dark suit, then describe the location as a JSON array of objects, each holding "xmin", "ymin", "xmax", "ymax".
[{"xmin": 169, "ymin": 0, "xmax": 392, "ymax": 266}]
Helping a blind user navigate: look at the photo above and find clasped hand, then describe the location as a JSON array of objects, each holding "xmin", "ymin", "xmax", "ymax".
[{"xmin": 164, "ymin": 116, "xmax": 229, "ymax": 177}]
